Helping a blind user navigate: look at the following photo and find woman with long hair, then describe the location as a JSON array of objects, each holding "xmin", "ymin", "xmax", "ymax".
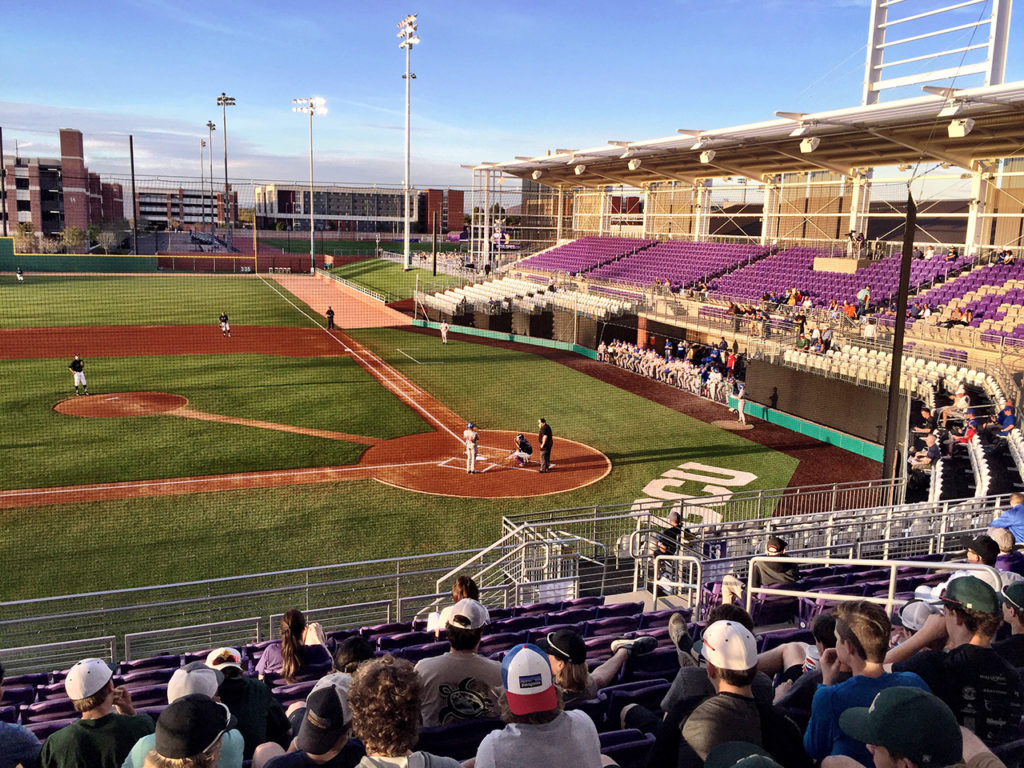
[{"xmin": 255, "ymin": 608, "xmax": 332, "ymax": 683}]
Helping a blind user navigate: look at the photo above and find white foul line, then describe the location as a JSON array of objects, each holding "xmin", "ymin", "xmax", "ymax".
[{"xmin": 396, "ymin": 348, "xmax": 421, "ymax": 364}]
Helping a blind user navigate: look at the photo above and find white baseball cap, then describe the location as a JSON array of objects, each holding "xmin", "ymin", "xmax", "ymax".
[
  {"xmin": 205, "ymin": 647, "xmax": 244, "ymax": 672},
  {"xmin": 65, "ymin": 658, "xmax": 114, "ymax": 700},
  {"xmin": 693, "ymin": 621, "xmax": 758, "ymax": 671},
  {"xmin": 447, "ymin": 598, "xmax": 490, "ymax": 630},
  {"xmin": 167, "ymin": 662, "xmax": 224, "ymax": 703}
]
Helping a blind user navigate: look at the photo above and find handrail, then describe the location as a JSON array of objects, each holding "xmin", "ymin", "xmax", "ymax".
[
  {"xmin": 123, "ymin": 617, "xmax": 262, "ymax": 661},
  {"xmin": 650, "ymin": 555, "xmax": 704, "ymax": 611},
  {"xmin": 435, "ymin": 523, "xmax": 532, "ymax": 594},
  {"xmin": 318, "ymin": 268, "xmax": 388, "ymax": 303},
  {"xmin": 743, "ymin": 556, "xmax": 1002, "ymax": 614}
]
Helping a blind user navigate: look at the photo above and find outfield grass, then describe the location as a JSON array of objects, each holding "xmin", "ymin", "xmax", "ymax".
[
  {"xmin": 262, "ymin": 238, "xmax": 466, "ymax": 258},
  {"xmin": 327, "ymin": 259, "xmax": 466, "ymax": 300},
  {"xmin": 2, "ymin": 274, "xmax": 318, "ymax": 328},
  {"xmin": 1, "ymin": 327, "xmax": 798, "ymax": 599},
  {"xmin": 2, "ymin": 354, "xmax": 430, "ymax": 489}
]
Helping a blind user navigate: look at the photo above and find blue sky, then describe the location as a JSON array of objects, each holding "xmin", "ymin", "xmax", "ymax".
[{"xmin": 2, "ymin": 0, "xmax": 1022, "ymax": 187}]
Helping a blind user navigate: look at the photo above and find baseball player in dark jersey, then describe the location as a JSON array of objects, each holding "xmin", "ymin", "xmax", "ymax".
[
  {"xmin": 219, "ymin": 311, "xmax": 231, "ymax": 337},
  {"xmin": 69, "ymin": 354, "xmax": 88, "ymax": 396}
]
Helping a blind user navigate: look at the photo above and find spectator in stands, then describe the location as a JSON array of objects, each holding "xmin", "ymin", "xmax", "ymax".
[
  {"xmin": 256, "ymin": 676, "xmax": 365, "ymax": 768},
  {"xmin": 205, "ymin": 648, "xmax": 291, "ymax": 760},
  {"xmin": 995, "ymin": 583, "xmax": 1024, "ymax": 667},
  {"xmin": 996, "ymin": 249, "xmax": 1015, "ymax": 266},
  {"xmin": 803, "ymin": 601, "xmax": 929, "ymax": 765},
  {"xmin": 908, "ymin": 434, "xmax": 941, "ymax": 471},
  {"xmin": 348, "ymin": 655, "xmax": 462, "ymax": 768},
  {"xmin": 758, "ymin": 612, "xmax": 841, "ymax": 708},
  {"xmin": 857, "ymin": 286, "xmax": 871, "ymax": 316},
  {"xmin": 428, "ymin": 574, "xmax": 482, "ymax": 636},
  {"xmin": 910, "ymin": 406, "xmax": 936, "ymax": 441},
  {"xmin": 795, "ymin": 334, "xmax": 809, "ymax": 350},
  {"xmin": 656, "ymin": 508, "xmax": 683, "ymax": 557},
  {"xmin": 40, "ymin": 657, "xmax": 155, "ymax": 768},
  {"xmin": 991, "ymin": 400, "xmax": 1017, "ymax": 440},
  {"xmin": 414, "ymin": 597, "xmax": 502, "ymax": 726},
  {"xmin": 124, "ymin": 662, "xmax": 245, "ymax": 768},
  {"xmin": 256, "ymin": 609, "xmax": 332, "ymax": 684},
  {"xmin": 989, "ymin": 492, "xmax": 1024, "ymax": 543},
  {"xmin": 939, "ymin": 386, "xmax": 971, "ymax": 428},
  {"xmin": 675, "ymin": 621, "xmax": 810, "ymax": 768},
  {"xmin": 833, "ymin": 687, "xmax": 970, "ymax": 768},
  {"xmin": 863, "ymin": 319, "xmax": 878, "ymax": 340},
  {"xmin": 945, "ymin": 410, "xmax": 979, "ymax": 456},
  {"xmin": 987, "ymin": 527, "xmax": 1024, "ymax": 577},
  {"xmin": 472, "ymin": 643, "xmax": 603, "ymax": 768},
  {"xmin": 959, "ymin": 535, "xmax": 1003, "ymax": 590},
  {"xmin": 332, "ymin": 636, "xmax": 375, "ymax": 675},
  {"xmin": 751, "ymin": 536, "xmax": 800, "ymax": 591},
  {"xmin": 889, "ymin": 600, "xmax": 942, "ymax": 650},
  {"xmin": 891, "ymin": 576, "xmax": 1023, "ymax": 747},
  {"xmin": 0, "ymin": 660, "xmax": 42, "ymax": 768},
  {"xmin": 141, "ymin": 694, "xmax": 236, "ymax": 768},
  {"xmin": 536, "ymin": 628, "xmax": 657, "ymax": 707}
]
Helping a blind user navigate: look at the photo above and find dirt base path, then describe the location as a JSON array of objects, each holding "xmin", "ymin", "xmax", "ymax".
[{"xmin": 268, "ymin": 273, "xmax": 409, "ymax": 328}]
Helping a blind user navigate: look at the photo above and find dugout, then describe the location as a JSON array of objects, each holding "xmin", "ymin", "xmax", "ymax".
[
  {"xmin": 511, "ymin": 309, "xmax": 554, "ymax": 338},
  {"xmin": 472, "ymin": 309, "xmax": 512, "ymax": 333},
  {"xmin": 552, "ymin": 308, "xmax": 600, "ymax": 348}
]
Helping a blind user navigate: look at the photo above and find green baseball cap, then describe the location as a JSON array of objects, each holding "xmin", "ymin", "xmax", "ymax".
[
  {"xmin": 1003, "ymin": 583, "xmax": 1024, "ymax": 612},
  {"xmin": 839, "ymin": 687, "xmax": 961, "ymax": 767},
  {"xmin": 941, "ymin": 575, "xmax": 1000, "ymax": 614},
  {"xmin": 705, "ymin": 742, "xmax": 782, "ymax": 768}
]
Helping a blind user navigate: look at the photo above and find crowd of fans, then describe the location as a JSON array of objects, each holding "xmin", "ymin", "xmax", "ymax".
[
  {"xmin": 7, "ymin": 502, "xmax": 1024, "ymax": 768},
  {"xmin": 597, "ymin": 337, "xmax": 743, "ymax": 405}
]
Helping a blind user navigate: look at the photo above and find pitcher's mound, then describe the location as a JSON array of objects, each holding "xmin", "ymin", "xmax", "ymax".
[{"xmin": 55, "ymin": 392, "xmax": 187, "ymax": 417}]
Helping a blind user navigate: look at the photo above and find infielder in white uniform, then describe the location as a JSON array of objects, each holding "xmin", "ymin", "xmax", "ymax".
[
  {"xmin": 463, "ymin": 421, "xmax": 479, "ymax": 474},
  {"xmin": 440, "ymin": 321, "xmax": 449, "ymax": 344}
]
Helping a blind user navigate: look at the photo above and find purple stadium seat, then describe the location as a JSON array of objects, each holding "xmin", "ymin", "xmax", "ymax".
[
  {"xmin": 35, "ymin": 682, "xmax": 71, "ymax": 701},
  {"xmin": 546, "ymin": 607, "xmax": 598, "ymax": 624},
  {"xmin": 118, "ymin": 654, "xmax": 181, "ymax": 674},
  {"xmin": 596, "ymin": 602, "xmax": 644, "ymax": 618},
  {"xmin": 20, "ymin": 697, "xmax": 77, "ymax": 723},
  {"xmin": 583, "ymin": 616, "xmax": 641, "ymax": 637},
  {"xmin": 565, "ymin": 693, "xmax": 607, "ymax": 725},
  {"xmin": 378, "ymin": 630, "xmax": 434, "ymax": 652},
  {"xmin": 0, "ymin": 685, "xmax": 35, "ymax": 706},
  {"xmin": 749, "ymin": 593, "xmax": 799, "ymax": 627},
  {"xmin": 514, "ymin": 601, "xmax": 562, "ymax": 617},
  {"xmin": 622, "ymin": 647, "xmax": 679, "ymax": 684},
  {"xmin": 583, "ymin": 635, "xmax": 620, "ymax": 662},
  {"xmin": 359, "ymin": 621, "xmax": 413, "ymax": 641},
  {"xmin": 394, "ymin": 641, "xmax": 449, "ymax": 664},
  {"xmin": 526, "ymin": 623, "xmax": 585, "ymax": 645},
  {"xmin": 121, "ymin": 684, "xmax": 168, "ymax": 708},
  {"xmin": 1, "ymin": 672, "xmax": 47, "ymax": 687},
  {"xmin": 758, "ymin": 627, "xmax": 813, "ymax": 653},
  {"xmin": 599, "ymin": 729, "xmax": 656, "ymax": 768},
  {"xmin": 600, "ymin": 680, "xmax": 672, "ymax": 730},
  {"xmin": 120, "ymin": 667, "xmax": 177, "ymax": 686},
  {"xmin": 271, "ymin": 679, "xmax": 317, "ymax": 707},
  {"xmin": 477, "ymin": 631, "xmax": 528, "ymax": 656},
  {"xmin": 561, "ymin": 596, "xmax": 604, "ymax": 610},
  {"xmin": 415, "ymin": 717, "xmax": 505, "ymax": 760},
  {"xmin": 489, "ymin": 615, "xmax": 545, "ymax": 633},
  {"xmin": 638, "ymin": 608, "xmax": 691, "ymax": 630},
  {"xmin": 26, "ymin": 716, "xmax": 78, "ymax": 739}
]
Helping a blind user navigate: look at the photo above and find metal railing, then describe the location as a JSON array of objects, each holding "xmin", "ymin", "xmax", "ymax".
[
  {"xmin": 649, "ymin": 555, "xmax": 703, "ymax": 611},
  {"xmin": 123, "ymin": 617, "xmax": 263, "ymax": 662},
  {"xmin": 317, "ymin": 268, "xmax": 388, "ymax": 303},
  {"xmin": 268, "ymin": 600, "xmax": 393, "ymax": 639},
  {"xmin": 743, "ymin": 556, "xmax": 1003, "ymax": 615},
  {"xmin": 0, "ymin": 637, "xmax": 117, "ymax": 677}
]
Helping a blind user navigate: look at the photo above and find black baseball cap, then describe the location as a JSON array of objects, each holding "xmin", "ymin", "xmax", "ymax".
[
  {"xmin": 536, "ymin": 629, "xmax": 587, "ymax": 664},
  {"xmin": 296, "ymin": 683, "xmax": 351, "ymax": 755},
  {"xmin": 959, "ymin": 535, "xmax": 999, "ymax": 565},
  {"xmin": 155, "ymin": 694, "xmax": 236, "ymax": 759}
]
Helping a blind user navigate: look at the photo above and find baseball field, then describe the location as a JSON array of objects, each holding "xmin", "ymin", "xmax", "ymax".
[{"xmin": 0, "ymin": 270, "xmax": 858, "ymax": 602}]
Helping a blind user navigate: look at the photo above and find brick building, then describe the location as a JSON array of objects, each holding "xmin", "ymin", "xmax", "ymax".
[
  {"xmin": 420, "ymin": 188, "xmax": 465, "ymax": 234},
  {"xmin": 1, "ymin": 129, "xmax": 123, "ymax": 237}
]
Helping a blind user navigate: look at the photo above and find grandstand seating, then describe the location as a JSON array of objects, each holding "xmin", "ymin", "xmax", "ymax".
[
  {"xmin": 420, "ymin": 276, "xmax": 637, "ymax": 320},
  {"xmin": 516, "ymin": 236, "xmax": 655, "ymax": 275},
  {"xmin": 906, "ymin": 263, "xmax": 1024, "ymax": 341},
  {"xmin": 588, "ymin": 240, "xmax": 766, "ymax": 290}
]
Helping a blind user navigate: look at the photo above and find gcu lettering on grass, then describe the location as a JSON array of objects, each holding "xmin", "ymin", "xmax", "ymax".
[{"xmin": 632, "ymin": 461, "xmax": 758, "ymax": 525}]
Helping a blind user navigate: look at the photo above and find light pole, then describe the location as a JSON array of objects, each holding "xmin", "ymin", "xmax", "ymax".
[
  {"xmin": 216, "ymin": 93, "xmax": 236, "ymax": 248},
  {"xmin": 397, "ymin": 14, "xmax": 419, "ymax": 271},
  {"xmin": 292, "ymin": 97, "xmax": 327, "ymax": 275},
  {"xmin": 206, "ymin": 121, "xmax": 216, "ymax": 234},
  {"xmin": 199, "ymin": 139, "xmax": 206, "ymax": 232}
]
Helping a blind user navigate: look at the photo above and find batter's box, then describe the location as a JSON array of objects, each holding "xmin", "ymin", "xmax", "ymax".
[{"xmin": 438, "ymin": 455, "xmax": 501, "ymax": 473}]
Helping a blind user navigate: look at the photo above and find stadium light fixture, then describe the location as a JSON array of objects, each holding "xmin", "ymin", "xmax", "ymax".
[
  {"xmin": 574, "ymin": 164, "xmax": 587, "ymax": 175},
  {"xmin": 947, "ymin": 118, "xmax": 974, "ymax": 138},
  {"xmin": 397, "ymin": 13, "xmax": 419, "ymax": 271},
  {"xmin": 206, "ymin": 121, "xmax": 216, "ymax": 234},
  {"xmin": 690, "ymin": 137, "xmax": 711, "ymax": 151},
  {"xmin": 789, "ymin": 124, "xmax": 809, "ymax": 137},
  {"xmin": 897, "ymin": 163, "xmax": 911, "ymax": 172},
  {"xmin": 531, "ymin": 170, "xmax": 543, "ymax": 180},
  {"xmin": 216, "ymin": 93, "xmax": 236, "ymax": 247},
  {"xmin": 699, "ymin": 150, "xmax": 716, "ymax": 164},
  {"xmin": 627, "ymin": 158, "xmax": 642, "ymax": 171},
  {"xmin": 293, "ymin": 96, "xmax": 328, "ymax": 274},
  {"xmin": 799, "ymin": 137, "xmax": 820, "ymax": 153}
]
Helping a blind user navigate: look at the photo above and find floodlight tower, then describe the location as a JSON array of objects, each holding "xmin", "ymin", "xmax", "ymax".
[
  {"xmin": 206, "ymin": 121, "xmax": 216, "ymax": 233},
  {"xmin": 200, "ymin": 139, "xmax": 206, "ymax": 231},
  {"xmin": 216, "ymin": 92, "xmax": 236, "ymax": 247},
  {"xmin": 292, "ymin": 97, "xmax": 328, "ymax": 274},
  {"xmin": 397, "ymin": 14, "xmax": 420, "ymax": 271}
]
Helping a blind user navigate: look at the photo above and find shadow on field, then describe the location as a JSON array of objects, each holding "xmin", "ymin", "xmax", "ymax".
[{"xmin": 607, "ymin": 442, "xmax": 771, "ymax": 467}]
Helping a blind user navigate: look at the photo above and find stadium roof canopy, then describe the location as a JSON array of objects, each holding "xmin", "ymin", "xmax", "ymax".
[{"xmin": 478, "ymin": 81, "xmax": 1024, "ymax": 187}]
